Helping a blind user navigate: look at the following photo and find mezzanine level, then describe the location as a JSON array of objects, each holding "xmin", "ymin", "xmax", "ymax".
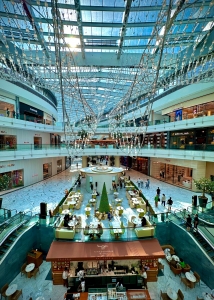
[{"xmin": 0, "ymin": 143, "xmax": 214, "ymax": 162}]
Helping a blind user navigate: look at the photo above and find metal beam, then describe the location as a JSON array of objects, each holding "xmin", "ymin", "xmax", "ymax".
[
  {"xmin": 0, "ymin": 11, "xmax": 212, "ymax": 27},
  {"xmin": 74, "ymin": 0, "xmax": 85, "ymax": 59},
  {"xmin": 4, "ymin": 36, "xmax": 193, "ymax": 49},
  {"xmin": 1, "ymin": 25, "xmax": 206, "ymax": 40},
  {"xmin": 21, "ymin": 0, "xmax": 50, "ymax": 58},
  {"xmin": 2, "ymin": 0, "xmax": 211, "ymax": 11},
  {"xmin": 117, "ymin": 0, "xmax": 132, "ymax": 60}
]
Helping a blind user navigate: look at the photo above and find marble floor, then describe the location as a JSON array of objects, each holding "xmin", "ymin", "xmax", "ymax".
[{"xmin": 1, "ymin": 159, "xmax": 213, "ymax": 299}]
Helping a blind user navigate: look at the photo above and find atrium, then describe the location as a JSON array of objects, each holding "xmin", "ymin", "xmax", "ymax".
[{"xmin": 0, "ymin": 0, "xmax": 214, "ymax": 299}]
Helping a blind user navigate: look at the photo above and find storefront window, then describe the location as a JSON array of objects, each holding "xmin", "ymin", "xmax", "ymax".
[
  {"xmin": 34, "ymin": 137, "xmax": 42, "ymax": 149},
  {"xmin": 0, "ymin": 169, "xmax": 24, "ymax": 191},
  {"xmin": 43, "ymin": 163, "xmax": 52, "ymax": 179},
  {"xmin": 170, "ymin": 131, "xmax": 194, "ymax": 149},
  {"xmin": 152, "ymin": 161, "xmax": 192, "ymax": 189},
  {"xmin": 0, "ymin": 135, "xmax": 17, "ymax": 150},
  {"xmin": 65, "ymin": 156, "xmax": 71, "ymax": 169},
  {"xmin": 57, "ymin": 160, "xmax": 62, "ymax": 173}
]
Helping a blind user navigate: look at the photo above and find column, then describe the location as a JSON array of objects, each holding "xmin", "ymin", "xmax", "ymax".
[
  {"xmin": 82, "ymin": 156, "xmax": 88, "ymax": 168},
  {"xmin": 114, "ymin": 156, "xmax": 120, "ymax": 167}
]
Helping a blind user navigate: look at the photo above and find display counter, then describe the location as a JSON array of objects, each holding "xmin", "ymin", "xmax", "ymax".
[{"xmin": 127, "ymin": 290, "xmax": 151, "ymax": 300}]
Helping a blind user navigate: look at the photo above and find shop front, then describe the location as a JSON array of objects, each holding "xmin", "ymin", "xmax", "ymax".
[
  {"xmin": 19, "ymin": 102, "xmax": 44, "ymax": 123},
  {"xmin": 43, "ymin": 162, "xmax": 52, "ymax": 179},
  {"xmin": 0, "ymin": 134, "xmax": 17, "ymax": 150},
  {"xmin": 57, "ymin": 159, "xmax": 62, "ymax": 173},
  {"xmin": 0, "ymin": 169, "xmax": 24, "ymax": 191},
  {"xmin": 151, "ymin": 158, "xmax": 193, "ymax": 189},
  {"xmin": 132, "ymin": 157, "xmax": 149, "ymax": 175},
  {"xmin": 46, "ymin": 239, "xmax": 165, "ymax": 288}
]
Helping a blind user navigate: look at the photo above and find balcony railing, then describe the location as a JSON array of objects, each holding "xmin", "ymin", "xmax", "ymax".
[{"xmin": 0, "ymin": 143, "xmax": 214, "ymax": 152}]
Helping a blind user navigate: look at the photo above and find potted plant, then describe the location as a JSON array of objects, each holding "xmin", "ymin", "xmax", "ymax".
[{"xmin": 193, "ymin": 178, "xmax": 214, "ymax": 208}]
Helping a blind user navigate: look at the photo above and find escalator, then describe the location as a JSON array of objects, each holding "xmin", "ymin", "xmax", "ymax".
[{"xmin": 171, "ymin": 207, "xmax": 214, "ymax": 262}]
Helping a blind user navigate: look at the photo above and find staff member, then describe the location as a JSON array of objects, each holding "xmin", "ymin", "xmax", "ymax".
[{"xmin": 141, "ymin": 268, "xmax": 148, "ymax": 289}]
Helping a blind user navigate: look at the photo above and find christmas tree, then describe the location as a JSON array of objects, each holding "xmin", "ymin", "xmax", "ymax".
[{"xmin": 99, "ymin": 182, "xmax": 110, "ymax": 213}]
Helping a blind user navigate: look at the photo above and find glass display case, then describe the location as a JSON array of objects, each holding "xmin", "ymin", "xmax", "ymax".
[
  {"xmin": 107, "ymin": 285, "xmax": 127, "ymax": 300},
  {"xmin": 88, "ymin": 288, "xmax": 107, "ymax": 300}
]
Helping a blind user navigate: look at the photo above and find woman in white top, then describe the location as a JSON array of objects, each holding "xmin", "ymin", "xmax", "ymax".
[
  {"xmin": 62, "ymin": 267, "xmax": 69, "ymax": 288},
  {"xmin": 161, "ymin": 194, "xmax": 166, "ymax": 207},
  {"xmin": 141, "ymin": 268, "xmax": 148, "ymax": 289}
]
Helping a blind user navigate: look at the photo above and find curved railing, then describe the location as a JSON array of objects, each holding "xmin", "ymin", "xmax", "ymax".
[{"xmin": 0, "ymin": 208, "xmax": 17, "ymax": 224}]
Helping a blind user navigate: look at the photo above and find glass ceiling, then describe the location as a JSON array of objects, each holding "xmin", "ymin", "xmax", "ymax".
[{"xmin": 0, "ymin": 0, "xmax": 213, "ymax": 125}]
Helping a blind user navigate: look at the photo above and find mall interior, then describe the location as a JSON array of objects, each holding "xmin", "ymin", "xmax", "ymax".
[{"xmin": 0, "ymin": 0, "xmax": 214, "ymax": 299}]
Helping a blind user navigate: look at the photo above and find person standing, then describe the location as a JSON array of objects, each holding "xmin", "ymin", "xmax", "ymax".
[
  {"xmin": 154, "ymin": 194, "xmax": 159, "ymax": 207},
  {"xmin": 167, "ymin": 197, "xmax": 173, "ymax": 212},
  {"xmin": 6, "ymin": 108, "xmax": 10, "ymax": 117},
  {"xmin": 186, "ymin": 214, "xmax": 192, "ymax": 231},
  {"xmin": 156, "ymin": 187, "xmax": 161, "ymax": 196},
  {"xmin": 76, "ymin": 162, "xmax": 78, "ymax": 169},
  {"xmin": 161, "ymin": 194, "xmax": 166, "ymax": 206},
  {"xmin": 146, "ymin": 179, "xmax": 150, "ymax": 189},
  {"xmin": 137, "ymin": 178, "xmax": 141, "ymax": 188},
  {"xmin": 140, "ymin": 179, "xmax": 144, "ymax": 188},
  {"xmin": 62, "ymin": 267, "xmax": 69, "ymax": 288},
  {"xmin": 141, "ymin": 268, "xmax": 148, "ymax": 289},
  {"xmin": 81, "ymin": 278, "xmax": 85, "ymax": 292},
  {"xmin": 194, "ymin": 214, "xmax": 199, "ymax": 230},
  {"xmin": 13, "ymin": 110, "xmax": 16, "ymax": 118}
]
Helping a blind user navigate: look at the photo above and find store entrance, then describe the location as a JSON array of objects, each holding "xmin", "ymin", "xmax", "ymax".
[
  {"xmin": 152, "ymin": 162, "xmax": 192, "ymax": 189},
  {"xmin": 34, "ymin": 137, "xmax": 42, "ymax": 149}
]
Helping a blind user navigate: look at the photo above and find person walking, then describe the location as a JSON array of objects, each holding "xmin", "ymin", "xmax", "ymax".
[
  {"xmin": 76, "ymin": 162, "xmax": 78, "ymax": 169},
  {"xmin": 145, "ymin": 179, "xmax": 150, "ymax": 189},
  {"xmin": 154, "ymin": 194, "xmax": 159, "ymax": 207},
  {"xmin": 156, "ymin": 187, "xmax": 161, "ymax": 196},
  {"xmin": 167, "ymin": 197, "xmax": 173, "ymax": 212},
  {"xmin": 141, "ymin": 268, "xmax": 148, "ymax": 289},
  {"xmin": 186, "ymin": 214, "xmax": 192, "ymax": 231},
  {"xmin": 193, "ymin": 214, "xmax": 199, "ymax": 230},
  {"xmin": 137, "ymin": 178, "xmax": 141, "ymax": 188},
  {"xmin": 140, "ymin": 179, "xmax": 144, "ymax": 188},
  {"xmin": 161, "ymin": 194, "xmax": 166, "ymax": 206}
]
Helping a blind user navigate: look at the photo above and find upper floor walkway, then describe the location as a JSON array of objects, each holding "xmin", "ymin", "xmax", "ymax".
[{"xmin": 1, "ymin": 113, "xmax": 214, "ymax": 135}]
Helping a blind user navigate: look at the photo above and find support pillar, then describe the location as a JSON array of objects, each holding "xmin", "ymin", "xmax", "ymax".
[
  {"xmin": 82, "ymin": 156, "xmax": 87, "ymax": 168},
  {"xmin": 114, "ymin": 156, "xmax": 120, "ymax": 167}
]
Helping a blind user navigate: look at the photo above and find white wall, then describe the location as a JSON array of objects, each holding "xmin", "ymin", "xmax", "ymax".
[
  {"xmin": 0, "ymin": 127, "xmax": 51, "ymax": 144},
  {"xmin": 0, "ymin": 156, "xmax": 66, "ymax": 187}
]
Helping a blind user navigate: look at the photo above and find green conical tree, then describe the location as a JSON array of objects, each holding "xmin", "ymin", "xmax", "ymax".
[{"xmin": 99, "ymin": 182, "xmax": 110, "ymax": 213}]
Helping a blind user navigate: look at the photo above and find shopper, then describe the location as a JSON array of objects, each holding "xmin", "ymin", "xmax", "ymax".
[
  {"xmin": 62, "ymin": 267, "xmax": 69, "ymax": 288},
  {"xmin": 141, "ymin": 268, "xmax": 148, "ymax": 289},
  {"xmin": 140, "ymin": 179, "xmax": 144, "ymax": 188},
  {"xmin": 6, "ymin": 108, "xmax": 9, "ymax": 117},
  {"xmin": 145, "ymin": 179, "xmax": 150, "ymax": 189},
  {"xmin": 194, "ymin": 213, "xmax": 199, "ymax": 230},
  {"xmin": 137, "ymin": 178, "xmax": 141, "ymax": 188},
  {"xmin": 186, "ymin": 214, "xmax": 192, "ymax": 231},
  {"xmin": 167, "ymin": 197, "xmax": 173, "ymax": 212},
  {"xmin": 154, "ymin": 194, "xmax": 159, "ymax": 207},
  {"xmin": 81, "ymin": 278, "xmax": 85, "ymax": 292},
  {"xmin": 13, "ymin": 110, "xmax": 16, "ymax": 118},
  {"xmin": 161, "ymin": 194, "xmax": 166, "ymax": 206},
  {"xmin": 156, "ymin": 187, "xmax": 161, "ymax": 196}
]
